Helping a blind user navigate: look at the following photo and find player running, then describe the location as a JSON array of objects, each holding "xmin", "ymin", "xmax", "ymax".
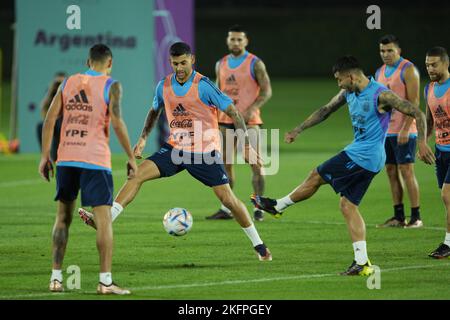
[
  {"xmin": 206, "ymin": 25, "xmax": 272, "ymax": 221},
  {"xmin": 79, "ymin": 42, "xmax": 272, "ymax": 262},
  {"xmin": 375, "ymin": 35, "xmax": 423, "ymax": 228},
  {"xmin": 424, "ymin": 47, "xmax": 450, "ymax": 259},
  {"xmin": 39, "ymin": 44, "xmax": 137, "ymax": 294},
  {"xmin": 251, "ymin": 56, "xmax": 434, "ymax": 275}
]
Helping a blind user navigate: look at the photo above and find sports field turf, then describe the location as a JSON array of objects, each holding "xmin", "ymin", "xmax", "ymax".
[{"xmin": 0, "ymin": 79, "xmax": 449, "ymax": 300}]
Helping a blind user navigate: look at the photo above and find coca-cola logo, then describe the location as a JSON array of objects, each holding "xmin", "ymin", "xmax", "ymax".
[{"xmin": 170, "ymin": 119, "xmax": 193, "ymax": 128}]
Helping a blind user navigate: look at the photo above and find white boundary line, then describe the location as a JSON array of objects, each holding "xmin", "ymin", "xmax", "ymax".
[{"xmin": 1, "ymin": 262, "xmax": 449, "ymax": 299}]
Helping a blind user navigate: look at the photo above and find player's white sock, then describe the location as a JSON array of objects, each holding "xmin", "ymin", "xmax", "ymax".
[
  {"xmin": 444, "ymin": 232, "xmax": 450, "ymax": 247},
  {"xmin": 111, "ymin": 202, "xmax": 123, "ymax": 222},
  {"xmin": 100, "ymin": 272, "xmax": 112, "ymax": 286},
  {"xmin": 275, "ymin": 195, "xmax": 294, "ymax": 212},
  {"xmin": 51, "ymin": 269, "xmax": 62, "ymax": 282},
  {"xmin": 353, "ymin": 241, "xmax": 368, "ymax": 265},
  {"xmin": 220, "ymin": 204, "xmax": 231, "ymax": 214},
  {"xmin": 243, "ymin": 224, "xmax": 263, "ymax": 247}
]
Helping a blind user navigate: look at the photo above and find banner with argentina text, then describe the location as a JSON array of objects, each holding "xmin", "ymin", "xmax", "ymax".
[{"xmin": 16, "ymin": 0, "xmax": 154, "ymax": 153}]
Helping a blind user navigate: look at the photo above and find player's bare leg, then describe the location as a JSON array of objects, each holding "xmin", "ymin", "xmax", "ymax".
[
  {"xmin": 399, "ymin": 163, "xmax": 422, "ymax": 228},
  {"xmin": 339, "ymin": 196, "xmax": 373, "ymax": 276},
  {"xmin": 49, "ymin": 200, "xmax": 74, "ymax": 292},
  {"xmin": 93, "ymin": 204, "xmax": 130, "ymax": 295},
  {"xmin": 430, "ymin": 184, "xmax": 450, "ymax": 258},
  {"xmin": 213, "ymin": 183, "xmax": 272, "ymax": 261},
  {"xmin": 378, "ymin": 164, "xmax": 407, "ymax": 227},
  {"xmin": 207, "ymin": 126, "xmax": 236, "ymax": 220},
  {"xmin": 251, "ymin": 169, "xmax": 326, "ymax": 217},
  {"xmin": 114, "ymin": 160, "xmax": 161, "ymax": 208},
  {"xmin": 79, "ymin": 160, "xmax": 161, "ymax": 228},
  {"xmin": 249, "ymin": 125, "xmax": 265, "ymax": 221},
  {"xmin": 93, "ymin": 205, "xmax": 113, "ymax": 273}
]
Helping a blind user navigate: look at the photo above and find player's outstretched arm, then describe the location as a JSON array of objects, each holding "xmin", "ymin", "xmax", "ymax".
[
  {"xmin": 285, "ymin": 89, "xmax": 347, "ymax": 143},
  {"xmin": 38, "ymin": 84, "xmax": 63, "ymax": 181},
  {"xmin": 378, "ymin": 90, "xmax": 435, "ymax": 164},
  {"xmin": 109, "ymin": 81, "xmax": 138, "ymax": 179},
  {"xmin": 224, "ymin": 103, "xmax": 262, "ymax": 167},
  {"xmin": 243, "ymin": 60, "xmax": 272, "ymax": 122},
  {"xmin": 133, "ymin": 108, "xmax": 162, "ymax": 159}
]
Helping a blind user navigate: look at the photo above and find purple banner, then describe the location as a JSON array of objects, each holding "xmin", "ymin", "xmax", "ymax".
[{"xmin": 154, "ymin": 0, "xmax": 194, "ymax": 81}]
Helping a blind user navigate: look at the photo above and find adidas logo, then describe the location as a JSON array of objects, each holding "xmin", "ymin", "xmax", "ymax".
[
  {"xmin": 434, "ymin": 105, "xmax": 447, "ymax": 119},
  {"xmin": 226, "ymin": 74, "xmax": 236, "ymax": 84},
  {"xmin": 65, "ymin": 90, "xmax": 92, "ymax": 112},
  {"xmin": 172, "ymin": 103, "xmax": 189, "ymax": 117},
  {"xmin": 222, "ymin": 174, "xmax": 228, "ymax": 180}
]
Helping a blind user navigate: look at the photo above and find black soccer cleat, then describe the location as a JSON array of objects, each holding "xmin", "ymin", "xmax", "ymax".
[
  {"xmin": 250, "ymin": 194, "xmax": 282, "ymax": 218},
  {"xmin": 254, "ymin": 243, "xmax": 272, "ymax": 261},
  {"xmin": 429, "ymin": 243, "xmax": 450, "ymax": 259},
  {"xmin": 340, "ymin": 260, "xmax": 374, "ymax": 276},
  {"xmin": 205, "ymin": 209, "xmax": 233, "ymax": 220}
]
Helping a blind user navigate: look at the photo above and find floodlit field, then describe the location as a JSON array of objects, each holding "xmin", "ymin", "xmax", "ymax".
[{"xmin": 1, "ymin": 79, "xmax": 449, "ymax": 300}]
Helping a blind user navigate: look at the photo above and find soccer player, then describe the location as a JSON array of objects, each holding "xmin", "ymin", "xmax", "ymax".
[
  {"xmin": 78, "ymin": 42, "xmax": 272, "ymax": 261},
  {"xmin": 251, "ymin": 56, "xmax": 435, "ymax": 275},
  {"xmin": 424, "ymin": 47, "xmax": 450, "ymax": 259},
  {"xmin": 206, "ymin": 25, "xmax": 272, "ymax": 221},
  {"xmin": 38, "ymin": 44, "xmax": 137, "ymax": 294},
  {"xmin": 375, "ymin": 35, "xmax": 423, "ymax": 228}
]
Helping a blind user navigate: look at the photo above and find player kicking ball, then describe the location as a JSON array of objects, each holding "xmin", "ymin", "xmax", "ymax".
[
  {"xmin": 79, "ymin": 42, "xmax": 272, "ymax": 262},
  {"xmin": 251, "ymin": 56, "xmax": 434, "ymax": 275}
]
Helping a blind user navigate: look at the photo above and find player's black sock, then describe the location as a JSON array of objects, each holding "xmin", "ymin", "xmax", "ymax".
[
  {"xmin": 394, "ymin": 204, "xmax": 405, "ymax": 221},
  {"xmin": 411, "ymin": 207, "xmax": 421, "ymax": 221}
]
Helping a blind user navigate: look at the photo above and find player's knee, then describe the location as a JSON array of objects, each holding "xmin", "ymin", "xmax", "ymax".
[
  {"xmin": 339, "ymin": 197, "xmax": 355, "ymax": 215},
  {"xmin": 218, "ymin": 192, "xmax": 237, "ymax": 209},
  {"xmin": 441, "ymin": 189, "xmax": 450, "ymax": 206},
  {"xmin": 386, "ymin": 165, "xmax": 398, "ymax": 177},
  {"xmin": 399, "ymin": 164, "xmax": 413, "ymax": 175}
]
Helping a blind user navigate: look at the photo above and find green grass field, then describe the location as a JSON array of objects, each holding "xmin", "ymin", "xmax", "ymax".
[{"xmin": 0, "ymin": 79, "xmax": 449, "ymax": 300}]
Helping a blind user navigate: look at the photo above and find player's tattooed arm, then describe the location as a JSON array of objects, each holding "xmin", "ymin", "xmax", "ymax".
[
  {"xmin": 285, "ymin": 89, "xmax": 346, "ymax": 143},
  {"xmin": 378, "ymin": 90, "xmax": 435, "ymax": 164},
  {"xmin": 224, "ymin": 103, "xmax": 262, "ymax": 166},
  {"xmin": 139, "ymin": 108, "xmax": 163, "ymax": 140},
  {"xmin": 224, "ymin": 103, "xmax": 248, "ymax": 135},
  {"xmin": 378, "ymin": 90, "xmax": 426, "ymax": 141},
  {"xmin": 109, "ymin": 82, "xmax": 138, "ymax": 177},
  {"xmin": 244, "ymin": 60, "xmax": 272, "ymax": 122},
  {"xmin": 133, "ymin": 108, "xmax": 162, "ymax": 159},
  {"xmin": 39, "ymin": 84, "xmax": 63, "ymax": 181}
]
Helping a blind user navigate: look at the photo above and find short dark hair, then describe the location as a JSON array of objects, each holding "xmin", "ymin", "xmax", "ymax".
[
  {"xmin": 426, "ymin": 46, "xmax": 449, "ymax": 63},
  {"xmin": 379, "ymin": 34, "xmax": 400, "ymax": 47},
  {"xmin": 89, "ymin": 44, "xmax": 112, "ymax": 62},
  {"xmin": 228, "ymin": 24, "xmax": 247, "ymax": 36},
  {"xmin": 332, "ymin": 55, "xmax": 362, "ymax": 74},
  {"xmin": 169, "ymin": 42, "xmax": 192, "ymax": 57}
]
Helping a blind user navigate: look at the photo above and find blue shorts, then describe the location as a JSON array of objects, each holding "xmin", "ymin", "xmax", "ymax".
[
  {"xmin": 385, "ymin": 135, "xmax": 416, "ymax": 165},
  {"xmin": 54, "ymin": 166, "xmax": 113, "ymax": 207},
  {"xmin": 317, "ymin": 151, "xmax": 378, "ymax": 206},
  {"xmin": 435, "ymin": 148, "xmax": 450, "ymax": 189},
  {"xmin": 147, "ymin": 143, "xmax": 229, "ymax": 187}
]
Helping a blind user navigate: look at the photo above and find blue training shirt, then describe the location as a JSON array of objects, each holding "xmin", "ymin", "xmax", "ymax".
[
  {"xmin": 343, "ymin": 77, "xmax": 390, "ymax": 172},
  {"xmin": 152, "ymin": 71, "xmax": 233, "ymax": 111}
]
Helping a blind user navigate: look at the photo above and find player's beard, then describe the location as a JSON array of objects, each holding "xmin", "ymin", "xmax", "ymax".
[{"xmin": 230, "ymin": 48, "xmax": 244, "ymax": 57}]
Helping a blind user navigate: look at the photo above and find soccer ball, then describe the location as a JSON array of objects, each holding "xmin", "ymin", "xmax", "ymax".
[{"xmin": 163, "ymin": 208, "xmax": 193, "ymax": 236}]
